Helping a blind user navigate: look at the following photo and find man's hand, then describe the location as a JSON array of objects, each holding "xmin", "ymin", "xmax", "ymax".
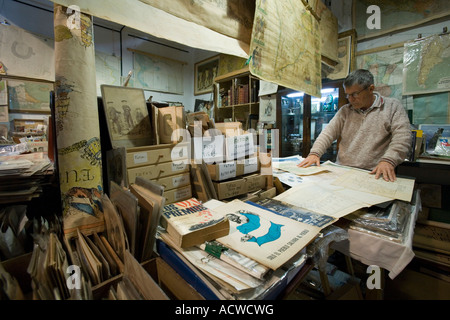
[
  {"xmin": 370, "ymin": 161, "xmax": 396, "ymax": 182},
  {"xmin": 298, "ymin": 154, "xmax": 320, "ymax": 168}
]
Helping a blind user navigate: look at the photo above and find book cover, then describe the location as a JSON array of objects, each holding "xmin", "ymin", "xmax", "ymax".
[{"xmin": 162, "ymin": 198, "xmax": 230, "ymax": 248}]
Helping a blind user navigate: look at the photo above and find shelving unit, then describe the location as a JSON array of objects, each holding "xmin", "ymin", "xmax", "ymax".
[{"xmin": 214, "ymin": 66, "xmax": 260, "ymax": 129}]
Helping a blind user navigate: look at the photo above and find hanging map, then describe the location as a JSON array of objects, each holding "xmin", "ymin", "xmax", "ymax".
[
  {"xmin": 7, "ymin": 79, "xmax": 53, "ymax": 113},
  {"xmin": 248, "ymin": 0, "xmax": 321, "ymax": 98},
  {"xmin": 0, "ymin": 24, "xmax": 54, "ymax": 81},
  {"xmin": 413, "ymin": 92, "xmax": 449, "ymax": 124},
  {"xmin": 133, "ymin": 51, "xmax": 184, "ymax": 94},
  {"xmin": 357, "ymin": 45, "xmax": 404, "ymax": 103},
  {"xmin": 95, "ymin": 51, "xmax": 121, "ymax": 96},
  {"xmin": 403, "ymin": 33, "xmax": 450, "ymax": 95}
]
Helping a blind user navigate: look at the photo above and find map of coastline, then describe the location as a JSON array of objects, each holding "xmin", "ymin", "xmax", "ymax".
[{"xmin": 403, "ymin": 33, "xmax": 450, "ymax": 95}]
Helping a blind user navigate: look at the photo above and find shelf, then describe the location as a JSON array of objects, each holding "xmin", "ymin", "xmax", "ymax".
[
  {"xmin": 214, "ymin": 66, "xmax": 250, "ymax": 83},
  {"xmin": 215, "ymin": 68, "xmax": 260, "ymax": 123},
  {"xmin": 220, "ymin": 102, "xmax": 259, "ymax": 109}
]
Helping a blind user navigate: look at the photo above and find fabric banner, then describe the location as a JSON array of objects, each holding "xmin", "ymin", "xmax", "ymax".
[{"xmin": 54, "ymin": 4, "xmax": 104, "ymax": 238}]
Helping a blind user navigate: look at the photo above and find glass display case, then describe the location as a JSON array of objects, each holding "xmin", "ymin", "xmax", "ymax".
[
  {"xmin": 279, "ymin": 92, "xmax": 305, "ymax": 157},
  {"xmin": 276, "ymin": 80, "xmax": 346, "ymax": 159}
]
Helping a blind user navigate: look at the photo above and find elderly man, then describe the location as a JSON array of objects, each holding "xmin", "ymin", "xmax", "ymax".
[{"xmin": 298, "ymin": 69, "xmax": 411, "ymax": 182}]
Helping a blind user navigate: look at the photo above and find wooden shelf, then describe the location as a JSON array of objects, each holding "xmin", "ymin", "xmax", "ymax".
[
  {"xmin": 214, "ymin": 67, "xmax": 260, "ymax": 123},
  {"xmin": 219, "ymin": 102, "xmax": 259, "ymax": 109}
]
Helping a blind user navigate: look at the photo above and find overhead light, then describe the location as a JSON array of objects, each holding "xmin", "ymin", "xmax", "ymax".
[
  {"xmin": 321, "ymin": 88, "xmax": 335, "ymax": 94},
  {"xmin": 286, "ymin": 92, "xmax": 304, "ymax": 98}
]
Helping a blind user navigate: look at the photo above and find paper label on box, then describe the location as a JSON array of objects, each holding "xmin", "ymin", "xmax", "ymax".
[
  {"xmin": 133, "ymin": 152, "xmax": 148, "ymax": 164},
  {"xmin": 173, "ymin": 174, "xmax": 189, "ymax": 188},
  {"xmin": 226, "ymin": 133, "xmax": 254, "ymax": 160},
  {"xmin": 171, "ymin": 143, "xmax": 189, "ymax": 161},
  {"xmin": 172, "ymin": 162, "xmax": 186, "ymax": 172},
  {"xmin": 243, "ymin": 157, "xmax": 258, "ymax": 174},
  {"xmin": 174, "ymin": 186, "xmax": 192, "ymax": 201},
  {"xmin": 218, "ymin": 162, "xmax": 236, "ymax": 180},
  {"xmin": 193, "ymin": 135, "xmax": 225, "ymax": 163}
]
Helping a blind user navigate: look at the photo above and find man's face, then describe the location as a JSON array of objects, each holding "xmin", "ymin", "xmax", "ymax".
[{"xmin": 344, "ymin": 84, "xmax": 375, "ymax": 110}]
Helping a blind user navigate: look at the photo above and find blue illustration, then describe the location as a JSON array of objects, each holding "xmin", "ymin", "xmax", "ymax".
[
  {"xmin": 237, "ymin": 212, "xmax": 261, "ymax": 234},
  {"xmin": 228, "ymin": 210, "xmax": 284, "ymax": 246},
  {"xmin": 247, "ymin": 221, "xmax": 283, "ymax": 246}
]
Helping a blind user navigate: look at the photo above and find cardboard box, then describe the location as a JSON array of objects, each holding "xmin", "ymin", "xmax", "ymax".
[
  {"xmin": 126, "ymin": 143, "xmax": 188, "ymax": 169},
  {"xmin": 225, "ymin": 133, "xmax": 256, "ymax": 160},
  {"xmin": 2, "ymin": 253, "xmax": 33, "ymax": 298},
  {"xmin": 152, "ymin": 172, "xmax": 191, "ymax": 191},
  {"xmin": 244, "ymin": 174, "xmax": 267, "ymax": 193},
  {"xmin": 236, "ymin": 157, "xmax": 259, "ymax": 176},
  {"xmin": 163, "ymin": 185, "xmax": 192, "ymax": 204},
  {"xmin": 214, "ymin": 122, "xmax": 243, "ymax": 136},
  {"xmin": 207, "ymin": 161, "xmax": 237, "ymax": 181},
  {"xmin": 207, "ymin": 157, "xmax": 259, "ymax": 181},
  {"xmin": 213, "ymin": 178, "xmax": 246, "ymax": 200},
  {"xmin": 92, "ymin": 256, "xmax": 204, "ymax": 300},
  {"xmin": 127, "ymin": 161, "xmax": 190, "ymax": 184}
]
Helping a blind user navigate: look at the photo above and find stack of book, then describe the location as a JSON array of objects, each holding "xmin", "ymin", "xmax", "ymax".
[{"xmin": 158, "ymin": 198, "xmax": 320, "ymax": 298}]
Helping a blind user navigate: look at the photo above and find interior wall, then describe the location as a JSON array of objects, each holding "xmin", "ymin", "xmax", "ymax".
[{"xmin": 0, "ymin": 0, "xmax": 217, "ymax": 116}]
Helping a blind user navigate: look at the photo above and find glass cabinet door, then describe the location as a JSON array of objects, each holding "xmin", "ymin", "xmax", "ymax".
[
  {"xmin": 277, "ymin": 80, "xmax": 345, "ymax": 160},
  {"xmin": 280, "ymin": 92, "xmax": 304, "ymax": 157},
  {"xmin": 311, "ymin": 87, "xmax": 340, "ymax": 161}
]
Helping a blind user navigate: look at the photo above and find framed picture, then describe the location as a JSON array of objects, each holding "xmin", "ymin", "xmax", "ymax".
[
  {"xmin": 7, "ymin": 79, "xmax": 53, "ymax": 114},
  {"xmin": 327, "ymin": 29, "xmax": 356, "ymax": 80},
  {"xmin": 194, "ymin": 55, "xmax": 219, "ymax": 95},
  {"xmin": 100, "ymin": 85, "xmax": 152, "ymax": 148}
]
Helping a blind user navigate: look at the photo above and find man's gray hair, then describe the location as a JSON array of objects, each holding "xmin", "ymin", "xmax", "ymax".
[{"xmin": 343, "ymin": 69, "xmax": 374, "ymax": 88}]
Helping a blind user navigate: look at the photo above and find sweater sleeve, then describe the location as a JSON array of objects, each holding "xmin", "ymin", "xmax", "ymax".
[
  {"xmin": 380, "ymin": 100, "xmax": 412, "ymax": 167},
  {"xmin": 309, "ymin": 107, "xmax": 345, "ymax": 157}
]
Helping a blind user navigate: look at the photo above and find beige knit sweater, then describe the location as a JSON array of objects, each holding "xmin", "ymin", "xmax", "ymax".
[{"xmin": 309, "ymin": 93, "xmax": 412, "ymax": 170}]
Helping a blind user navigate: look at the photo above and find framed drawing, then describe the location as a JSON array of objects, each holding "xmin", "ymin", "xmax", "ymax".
[
  {"xmin": 7, "ymin": 79, "xmax": 53, "ymax": 114},
  {"xmin": 326, "ymin": 29, "xmax": 356, "ymax": 80},
  {"xmin": 194, "ymin": 55, "xmax": 219, "ymax": 95},
  {"xmin": 100, "ymin": 85, "xmax": 152, "ymax": 148}
]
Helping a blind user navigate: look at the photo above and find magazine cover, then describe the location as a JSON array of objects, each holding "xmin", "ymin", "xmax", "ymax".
[{"xmin": 214, "ymin": 200, "xmax": 320, "ymax": 270}]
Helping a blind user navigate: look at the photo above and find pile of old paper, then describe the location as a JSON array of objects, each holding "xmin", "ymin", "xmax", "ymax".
[
  {"xmin": 157, "ymin": 197, "xmax": 325, "ymax": 299},
  {"xmin": 0, "ymin": 152, "xmax": 53, "ymax": 204},
  {"xmin": 273, "ymin": 159, "xmax": 416, "ymax": 242}
]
